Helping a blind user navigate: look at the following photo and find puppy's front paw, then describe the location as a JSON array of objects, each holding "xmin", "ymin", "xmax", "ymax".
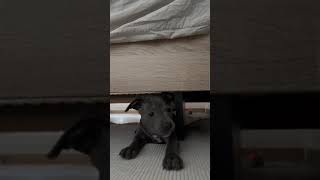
[
  {"xmin": 163, "ymin": 153, "xmax": 183, "ymax": 170},
  {"xmin": 119, "ymin": 146, "xmax": 139, "ymax": 159}
]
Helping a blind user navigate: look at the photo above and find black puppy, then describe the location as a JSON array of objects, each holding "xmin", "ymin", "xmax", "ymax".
[
  {"xmin": 119, "ymin": 93, "xmax": 183, "ymax": 170},
  {"xmin": 47, "ymin": 117, "xmax": 107, "ymax": 180}
]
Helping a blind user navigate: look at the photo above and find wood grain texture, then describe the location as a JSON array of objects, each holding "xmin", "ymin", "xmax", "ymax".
[
  {"xmin": 212, "ymin": 0, "xmax": 320, "ymax": 94},
  {"xmin": 111, "ymin": 35, "xmax": 210, "ymax": 94},
  {"xmin": 0, "ymin": 0, "xmax": 108, "ymax": 99}
]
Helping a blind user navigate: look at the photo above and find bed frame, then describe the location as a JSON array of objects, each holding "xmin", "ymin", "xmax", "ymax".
[
  {"xmin": 0, "ymin": 0, "xmax": 107, "ymax": 130},
  {"xmin": 213, "ymin": 0, "xmax": 320, "ymax": 179},
  {"xmin": 111, "ymin": 34, "xmax": 210, "ymax": 94}
]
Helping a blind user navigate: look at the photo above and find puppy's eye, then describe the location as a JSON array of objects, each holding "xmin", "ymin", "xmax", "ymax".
[
  {"xmin": 149, "ymin": 112, "xmax": 154, "ymax": 117},
  {"xmin": 166, "ymin": 108, "xmax": 171, "ymax": 112}
]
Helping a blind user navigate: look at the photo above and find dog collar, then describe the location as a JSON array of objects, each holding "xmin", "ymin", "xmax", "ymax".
[
  {"xmin": 139, "ymin": 123, "xmax": 164, "ymax": 143},
  {"xmin": 151, "ymin": 135, "xmax": 163, "ymax": 143}
]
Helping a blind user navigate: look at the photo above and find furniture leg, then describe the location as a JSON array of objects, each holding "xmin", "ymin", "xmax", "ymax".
[
  {"xmin": 212, "ymin": 95, "xmax": 241, "ymax": 180},
  {"xmin": 174, "ymin": 92, "xmax": 185, "ymax": 141}
]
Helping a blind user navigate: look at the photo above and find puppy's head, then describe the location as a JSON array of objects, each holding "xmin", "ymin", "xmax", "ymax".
[{"xmin": 125, "ymin": 93, "xmax": 176, "ymax": 138}]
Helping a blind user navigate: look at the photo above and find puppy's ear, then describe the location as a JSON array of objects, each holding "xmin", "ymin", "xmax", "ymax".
[
  {"xmin": 125, "ymin": 97, "xmax": 144, "ymax": 112},
  {"xmin": 47, "ymin": 118, "xmax": 102, "ymax": 159},
  {"xmin": 47, "ymin": 138, "xmax": 64, "ymax": 159}
]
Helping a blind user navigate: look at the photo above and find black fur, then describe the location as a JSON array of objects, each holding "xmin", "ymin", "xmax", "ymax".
[
  {"xmin": 47, "ymin": 117, "xmax": 107, "ymax": 180},
  {"xmin": 120, "ymin": 93, "xmax": 183, "ymax": 170}
]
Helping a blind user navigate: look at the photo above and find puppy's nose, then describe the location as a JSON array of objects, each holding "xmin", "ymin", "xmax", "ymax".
[{"xmin": 163, "ymin": 122, "xmax": 172, "ymax": 129}]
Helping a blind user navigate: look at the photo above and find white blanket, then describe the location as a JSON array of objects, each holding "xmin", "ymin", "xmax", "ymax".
[{"xmin": 110, "ymin": 0, "xmax": 210, "ymax": 44}]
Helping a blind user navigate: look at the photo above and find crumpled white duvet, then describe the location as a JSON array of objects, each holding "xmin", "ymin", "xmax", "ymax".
[{"xmin": 110, "ymin": 0, "xmax": 210, "ymax": 44}]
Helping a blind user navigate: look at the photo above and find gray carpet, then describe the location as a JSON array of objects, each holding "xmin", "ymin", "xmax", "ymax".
[{"xmin": 110, "ymin": 120, "xmax": 210, "ymax": 180}]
